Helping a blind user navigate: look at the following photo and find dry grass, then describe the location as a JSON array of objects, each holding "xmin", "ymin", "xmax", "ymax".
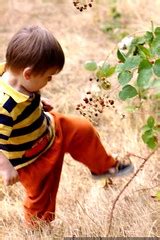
[{"xmin": 0, "ymin": 0, "xmax": 160, "ymax": 239}]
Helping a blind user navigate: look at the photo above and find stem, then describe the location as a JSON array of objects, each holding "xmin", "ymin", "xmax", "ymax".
[
  {"xmin": 151, "ymin": 21, "xmax": 154, "ymax": 34},
  {"xmin": 106, "ymin": 150, "xmax": 156, "ymax": 236}
]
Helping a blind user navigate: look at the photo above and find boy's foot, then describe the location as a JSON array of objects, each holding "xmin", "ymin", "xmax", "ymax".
[{"xmin": 91, "ymin": 161, "xmax": 134, "ymax": 180}]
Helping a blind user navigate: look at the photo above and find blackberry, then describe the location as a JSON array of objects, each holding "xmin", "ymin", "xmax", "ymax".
[{"xmin": 72, "ymin": 0, "xmax": 94, "ymax": 12}]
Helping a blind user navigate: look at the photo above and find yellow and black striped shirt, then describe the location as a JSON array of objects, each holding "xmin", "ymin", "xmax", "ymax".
[{"xmin": 0, "ymin": 64, "xmax": 55, "ymax": 169}]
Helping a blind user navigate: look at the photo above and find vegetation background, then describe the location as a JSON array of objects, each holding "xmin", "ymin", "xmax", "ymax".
[{"xmin": 0, "ymin": 0, "xmax": 160, "ymax": 239}]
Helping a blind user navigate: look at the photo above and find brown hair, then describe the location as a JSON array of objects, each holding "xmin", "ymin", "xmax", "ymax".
[{"xmin": 6, "ymin": 25, "xmax": 65, "ymax": 75}]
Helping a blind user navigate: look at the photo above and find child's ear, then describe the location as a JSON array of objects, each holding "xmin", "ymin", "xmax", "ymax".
[{"xmin": 23, "ymin": 67, "xmax": 32, "ymax": 80}]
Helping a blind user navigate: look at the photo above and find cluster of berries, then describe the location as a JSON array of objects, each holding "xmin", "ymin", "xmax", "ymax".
[
  {"xmin": 76, "ymin": 91, "xmax": 117, "ymax": 124},
  {"xmin": 76, "ymin": 76, "xmax": 125, "ymax": 124},
  {"xmin": 73, "ymin": 0, "xmax": 94, "ymax": 12}
]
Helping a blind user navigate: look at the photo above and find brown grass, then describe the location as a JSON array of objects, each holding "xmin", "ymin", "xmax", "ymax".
[{"xmin": 0, "ymin": 0, "xmax": 160, "ymax": 239}]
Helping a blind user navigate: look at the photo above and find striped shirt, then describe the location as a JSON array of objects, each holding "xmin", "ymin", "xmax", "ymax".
[{"xmin": 0, "ymin": 66, "xmax": 55, "ymax": 169}]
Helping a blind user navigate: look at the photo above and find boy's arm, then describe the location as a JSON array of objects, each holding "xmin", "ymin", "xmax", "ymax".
[
  {"xmin": 0, "ymin": 152, "xmax": 19, "ymax": 186},
  {"xmin": 41, "ymin": 97, "xmax": 53, "ymax": 112},
  {"xmin": 0, "ymin": 101, "xmax": 18, "ymax": 186}
]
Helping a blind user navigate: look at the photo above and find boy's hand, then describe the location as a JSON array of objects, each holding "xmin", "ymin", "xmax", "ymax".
[
  {"xmin": 1, "ymin": 165, "xmax": 19, "ymax": 186},
  {"xmin": 41, "ymin": 97, "xmax": 53, "ymax": 112},
  {"xmin": 0, "ymin": 153, "xmax": 19, "ymax": 186}
]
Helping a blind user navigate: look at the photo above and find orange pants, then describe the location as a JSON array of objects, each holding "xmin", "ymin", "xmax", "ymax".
[{"xmin": 18, "ymin": 112, "xmax": 116, "ymax": 224}]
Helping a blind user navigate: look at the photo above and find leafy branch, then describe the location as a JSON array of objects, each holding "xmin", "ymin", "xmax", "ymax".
[{"xmin": 81, "ymin": 25, "xmax": 160, "ymax": 149}]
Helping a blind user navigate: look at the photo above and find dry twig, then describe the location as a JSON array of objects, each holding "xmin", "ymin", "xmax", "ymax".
[
  {"xmin": 106, "ymin": 150, "xmax": 156, "ymax": 236},
  {"xmin": 76, "ymin": 199, "xmax": 103, "ymax": 231}
]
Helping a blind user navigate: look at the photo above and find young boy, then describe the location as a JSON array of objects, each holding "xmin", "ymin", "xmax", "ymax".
[{"xmin": 0, "ymin": 25, "xmax": 134, "ymax": 225}]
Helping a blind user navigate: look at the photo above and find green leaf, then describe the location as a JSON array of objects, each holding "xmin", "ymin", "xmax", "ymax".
[
  {"xmin": 137, "ymin": 60, "xmax": 153, "ymax": 88},
  {"xmin": 142, "ymin": 129, "xmax": 153, "ymax": 143},
  {"xmin": 138, "ymin": 45, "xmax": 152, "ymax": 58},
  {"xmin": 156, "ymin": 191, "xmax": 160, "ymax": 201},
  {"xmin": 96, "ymin": 63, "xmax": 110, "ymax": 78},
  {"xmin": 96, "ymin": 63, "xmax": 115, "ymax": 78},
  {"xmin": 146, "ymin": 136, "xmax": 158, "ymax": 149},
  {"xmin": 155, "ymin": 27, "xmax": 160, "ymax": 38},
  {"xmin": 101, "ymin": 64, "xmax": 116, "ymax": 77},
  {"xmin": 144, "ymin": 31, "xmax": 154, "ymax": 45},
  {"xmin": 142, "ymin": 119, "xmax": 157, "ymax": 149},
  {"xmin": 117, "ymin": 49, "xmax": 126, "ymax": 63},
  {"xmin": 151, "ymin": 79, "xmax": 160, "ymax": 89},
  {"xmin": 118, "ymin": 70, "xmax": 133, "ymax": 86},
  {"xmin": 138, "ymin": 59, "xmax": 152, "ymax": 71},
  {"xmin": 137, "ymin": 71, "xmax": 152, "ymax": 88},
  {"xmin": 153, "ymin": 59, "xmax": 160, "ymax": 77},
  {"xmin": 119, "ymin": 84, "xmax": 138, "ymax": 100},
  {"xmin": 115, "ymin": 63, "xmax": 124, "ymax": 73},
  {"xmin": 126, "ymin": 44, "xmax": 136, "ymax": 57},
  {"xmin": 105, "ymin": 66, "xmax": 116, "ymax": 77},
  {"xmin": 84, "ymin": 60, "xmax": 97, "ymax": 71},
  {"xmin": 132, "ymin": 36, "xmax": 145, "ymax": 45},
  {"xmin": 141, "ymin": 124, "xmax": 152, "ymax": 132},
  {"xmin": 147, "ymin": 116, "xmax": 155, "ymax": 128},
  {"xmin": 151, "ymin": 37, "xmax": 160, "ymax": 56},
  {"xmin": 123, "ymin": 56, "xmax": 141, "ymax": 71}
]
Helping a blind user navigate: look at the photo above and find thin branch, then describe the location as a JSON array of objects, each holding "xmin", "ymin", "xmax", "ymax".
[
  {"xmin": 76, "ymin": 199, "xmax": 103, "ymax": 231},
  {"xmin": 106, "ymin": 150, "xmax": 156, "ymax": 236}
]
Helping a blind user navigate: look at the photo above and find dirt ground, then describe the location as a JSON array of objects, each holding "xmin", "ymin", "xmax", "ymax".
[{"xmin": 0, "ymin": 0, "xmax": 160, "ymax": 239}]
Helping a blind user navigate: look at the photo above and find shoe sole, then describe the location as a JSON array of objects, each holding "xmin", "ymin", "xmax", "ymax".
[{"xmin": 91, "ymin": 164, "xmax": 134, "ymax": 180}]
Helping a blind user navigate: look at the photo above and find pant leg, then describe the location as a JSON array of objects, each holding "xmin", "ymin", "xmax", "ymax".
[
  {"xmin": 18, "ymin": 155, "xmax": 64, "ymax": 224},
  {"xmin": 18, "ymin": 113, "xmax": 65, "ymax": 224},
  {"xmin": 57, "ymin": 113, "xmax": 116, "ymax": 174},
  {"xmin": 18, "ymin": 111, "xmax": 116, "ymax": 224}
]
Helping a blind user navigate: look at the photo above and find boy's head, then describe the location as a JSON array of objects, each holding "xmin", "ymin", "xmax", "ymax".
[
  {"xmin": 6, "ymin": 26, "xmax": 65, "ymax": 92},
  {"xmin": 5, "ymin": 25, "xmax": 65, "ymax": 92}
]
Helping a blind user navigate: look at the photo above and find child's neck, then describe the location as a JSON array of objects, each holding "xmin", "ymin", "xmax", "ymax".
[{"xmin": 2, "ymin": 71, "xmax": 31, "ymax": 96}]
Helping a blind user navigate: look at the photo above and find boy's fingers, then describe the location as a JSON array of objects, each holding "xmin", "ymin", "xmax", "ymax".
[
  {"xmin": 4, "ymin": 179, "xmax": 14, "ymax": 186},
  {"xmin": 14, "ymin": 175, "xmax": 19, "ymax": 183},
  {"xmin": 43, "ymin": 105, "xmax": 53, "ymax": 112},
  {"xmin": 3, "ymin": 175, "xmax": 19, "ymax": 186},
  {"xmin": 11, "ymin": 175, "xmax": 19, "ymax": 185},
  {"xmin": 5, "ymin": 177, "xmax": 12, "ymax": 186}
]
